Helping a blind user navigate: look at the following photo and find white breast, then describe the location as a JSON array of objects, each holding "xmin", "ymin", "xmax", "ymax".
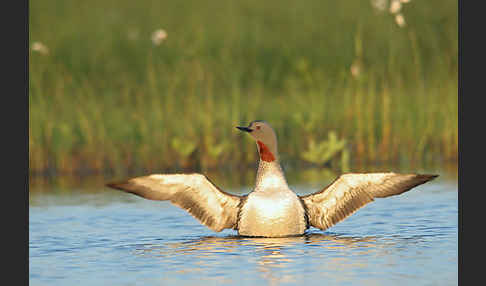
[{"xmin": 238, "ymin": 189, "xmax": 307, "ymax": 237}]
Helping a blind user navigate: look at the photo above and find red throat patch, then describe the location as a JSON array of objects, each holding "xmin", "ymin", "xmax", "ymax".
[{"xmin": 257, "ymin": 141, "xmax": 276, "ymax": 162}]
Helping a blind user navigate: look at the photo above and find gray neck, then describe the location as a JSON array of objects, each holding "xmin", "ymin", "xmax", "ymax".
[{"xmin": 254, "ymin": 159, "xmax": 289, "ymax": 192}]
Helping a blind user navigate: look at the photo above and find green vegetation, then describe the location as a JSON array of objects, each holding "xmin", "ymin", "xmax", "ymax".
[{"xmin": 29, "ymin": 0, "xmax": 458, "ymax": 176}]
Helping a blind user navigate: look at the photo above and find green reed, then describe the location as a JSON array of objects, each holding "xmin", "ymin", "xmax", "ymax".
[{"xmin": 29, "ymin": 0, "xmax": 458, "ymax": 175}]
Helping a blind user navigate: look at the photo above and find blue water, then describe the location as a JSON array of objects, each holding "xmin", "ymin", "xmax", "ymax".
[{"xmin": 29, "ymin": 172, "xmax": 458, "ymax": 285}]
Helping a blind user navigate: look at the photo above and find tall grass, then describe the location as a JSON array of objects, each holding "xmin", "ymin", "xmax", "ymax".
[{"xmin": 29, "ymin": 0, "xmax": 458, "ymax": 176}]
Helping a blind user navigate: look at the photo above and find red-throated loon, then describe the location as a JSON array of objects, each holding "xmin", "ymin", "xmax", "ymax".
[{"xmin": 107, "ymin": 120, "xmax": 438, "ymax": 237}]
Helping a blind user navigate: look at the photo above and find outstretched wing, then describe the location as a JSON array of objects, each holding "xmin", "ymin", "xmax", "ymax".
[
  {"xmin": 300, "ymin": 173, "xmax": 438, "ymax": 231},
  {"xmin": 107, "ymin": 173, "xmax": 242, "ymax": 232}
]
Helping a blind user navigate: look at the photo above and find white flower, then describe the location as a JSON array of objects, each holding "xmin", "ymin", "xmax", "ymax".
[
  {"xmin": 389, "ymin": 0, "xmax": 402, "ymax": 14},
  {"xmin": 31, "ymin": 42, "xmax": 49, "ymax": 55},
  {"xmin": 151, "ymin": 29, "xmax": 167, "ymax": 46},
  {"xmin": 395, "ymin": 13, "xmax": 406, "ymax": 27},
  {"xmin": 371, "ymin": 0, "xmax": 388, "ymax": 12},
  {"xmin": 350, "ymin": 61, "xmax": 361, "ymax": 78}
]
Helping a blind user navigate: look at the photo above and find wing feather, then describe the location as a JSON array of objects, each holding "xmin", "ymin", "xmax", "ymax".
[
  {"xmin": 300, "ymin": 173, "xmax": 438, "ymax": 231},
  {"xmin": 107, "ymin": 173, "xmax": 242, "ymax": 232}
]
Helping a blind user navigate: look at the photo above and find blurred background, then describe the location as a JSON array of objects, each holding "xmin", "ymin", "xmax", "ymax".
[{"xmin": 29, "ymin": 0, "xmax": 457, "ymax": 181}]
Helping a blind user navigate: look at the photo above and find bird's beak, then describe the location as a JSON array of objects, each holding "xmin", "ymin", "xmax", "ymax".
[{"xmin": 236, "ymin": 126, "xmax": 253, "ymax": 133}]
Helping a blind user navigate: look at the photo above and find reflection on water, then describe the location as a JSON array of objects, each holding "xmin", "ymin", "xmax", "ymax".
[
  {"xmin": 134, "ymin": 233, "xmax": 379, "ymax": 257},
  {"xmin": 130, "ymin": 232, "xmax": 417, "ymax": 285}
]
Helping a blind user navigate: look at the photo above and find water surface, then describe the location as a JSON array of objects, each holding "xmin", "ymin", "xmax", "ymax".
[{"xmin": 29, "ymin": 167, "xmax": 458, "ymax": 285}]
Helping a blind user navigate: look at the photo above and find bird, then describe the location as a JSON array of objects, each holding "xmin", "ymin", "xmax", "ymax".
[{"xmin": 106, "ymin": 120, "xmax": 438, "ymax": 237}]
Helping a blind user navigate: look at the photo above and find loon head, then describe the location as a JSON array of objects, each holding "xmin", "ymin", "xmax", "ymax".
[{"xmin": 236, "ymin": 120, "xmax": 278, "ymax": 162}]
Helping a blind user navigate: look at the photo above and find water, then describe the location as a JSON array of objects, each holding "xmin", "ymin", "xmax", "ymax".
[{"xmin": 29, "ymin": 168, "xmax": 458, "ymax": 285}]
